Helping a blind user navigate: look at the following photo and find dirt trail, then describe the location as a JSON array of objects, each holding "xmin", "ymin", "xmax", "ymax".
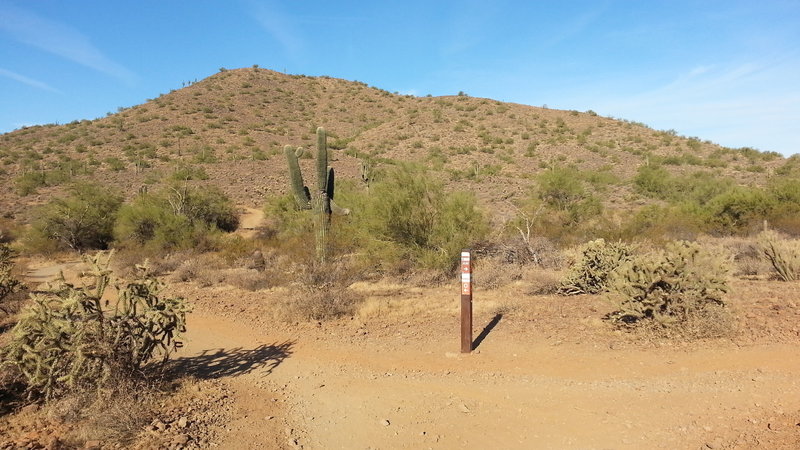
[
  {"xmin": 23, "ymin": 260, "xmax": 84, "ymax": 287},
  {"xmin": 176, "ymin": 307, "xmax": 800, "ymax": 449},
  {"xmin": 17, "ymin": 238, "xmax": 800, "ymax": 448},
  {"xmin": 236, "ymin": 207, "xmax": 266, "ymax": 239}
]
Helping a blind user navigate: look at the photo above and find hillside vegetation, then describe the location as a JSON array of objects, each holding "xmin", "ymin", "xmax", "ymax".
[
  {"xmin": 2, "ymin": 68, "xmax": 800, "ymax": 448},
  {"xmin": 0, "ymin": 67, "xmax": 796, "ymax": 242}
]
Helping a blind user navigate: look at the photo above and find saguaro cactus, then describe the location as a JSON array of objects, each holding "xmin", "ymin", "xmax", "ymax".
[{"xmin": 284, "ymin": 127, "xmax": 342, "ymax": 262}]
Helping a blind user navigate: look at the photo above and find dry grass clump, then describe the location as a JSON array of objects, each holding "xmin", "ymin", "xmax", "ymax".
[
  {"xmin": 47, "ymin": 376, "xmax": 164, "ymax": 445},
  {"xmin": 624, "ymin": 302, "xmax": 736, "ymax": 341},
  {"xmin": 476, "ymin": 255, "xmax": 524, "ymax": 290},
  {"xmin": 171, "ymin": 254, "xmax": 225, "ymax": 285},
  {"xmin": 272, "ymin": 260, "xmax": 365, "ymax": 321},
  {"xmin": 758, "ymin": 230, "xmax": 800, "ymax": 281},
  {"xmin": 223, "ymin": 267, "xmax": 271, "ymax": 291},
  {"xmin": 524, "ymin": 269, "xmax": 562, "ymax": 295},
  {"xmin": 706, "ymin": 236, "xmax": 771, "ymax": 277},
  {"xmin": 276, "ymin": 286, "xmax": 364, "ymax": 322},
  {"xmin": 484, "ymin": 235, "xmax": 565, "ymax": 268}
]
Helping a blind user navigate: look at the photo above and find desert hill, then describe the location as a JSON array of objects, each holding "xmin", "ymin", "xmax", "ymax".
[{"xmin": 0, "ymin": 67, "xmax": 789, "ymax": 222}]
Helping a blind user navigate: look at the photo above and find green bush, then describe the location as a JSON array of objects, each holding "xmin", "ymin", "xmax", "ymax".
[
  {"xmin": 169, "ymin": 163, "xmax": 209, "ymax": 181},
  {"xmin": 115, "ymin": 185, "xmax": 238, "ymax": 251},
  {"xmin": 28, "ymin": 183, "xmax": 123, "ymax": 252},
  {"xmin": 1, "ymin": 252, "xmax": 189, "ymax": 399},
  {"xmin": 702, "ymin": 187, "xmax": 774, "ymax": 234},
  {"xmin": 558, "ymin": 239, "xmax": 634, "ymax": 295},
  {"xmin": 537, "ymin": 167, "xmax": 585, "ymax": 210},
  {"xmin": 361, "ymin": 164, "xmax": 488, "ymax": 271},
  {"xmin": 608, "ymin": 241, "xmax": 729, "ymax": 325},
  {"xmin": 633, "ymin": 165, "xmax": 672, "ymax": 198},
  {"xmin": 266, "ymin": 165, "xmax": 487, "ymax": 274},
  {"xmin": 14, "ymin": 172, "xmax": 47, "ymax": 196}
]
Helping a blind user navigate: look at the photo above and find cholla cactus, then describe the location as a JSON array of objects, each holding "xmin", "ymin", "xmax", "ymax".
[
  {"xmin": 608, "ymin": 241, "xmax": 730, "ymax": 325},
  {"xmin": 558, "ymin": 239, "xmax": 634, "ymax": 295},
  {"xmin": 1, "ymin": 251, "xmax": 189, "ymax": 399},
  {"xmin": 758, "ymin": 230, "xmax": 799, "ymax": 281},
  {"xmin": 0, "ymin": 243, "xmax": 22, "ymax": 313}
]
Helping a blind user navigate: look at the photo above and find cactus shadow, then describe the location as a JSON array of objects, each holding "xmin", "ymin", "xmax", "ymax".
[
  {"xmin": 167, "ymin": 341, "xmax": 294, "ymax": 380},
  {"xmin": 473, "ymin": 314, "xmax": 503, "ymax": 350}
]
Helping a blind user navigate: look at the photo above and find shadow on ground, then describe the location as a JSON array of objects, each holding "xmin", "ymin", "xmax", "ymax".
[
  {"xmin": 168, "ymin": 341, "xmax": 294, "ymax": 380},
  {"xmin": 473, "ymin": 313, "xmax": 503, "ymax": 350}
]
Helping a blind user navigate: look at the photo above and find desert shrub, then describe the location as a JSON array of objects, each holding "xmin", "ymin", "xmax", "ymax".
[
  {"xmin": 14, "ymin": 172, "xmax": 47, "ymax": 196},
  {"xmin": 475, "ymin": 255, "xmax": 524, "ymax": 290},
  {"xmin": 702, "ymin": 187, "xmax": 774, "ymax": 234},
  {"xmin": 537, "ymin": 166, "xmax": 586, "ymax": 211},
  {"xmin": 170, "ymin": 254, "xmax": 225, "ymax": 286},
  {"xmin": 280, "ymin": 285, "xmax": 363, "ymax": 321},
  {"xmin": 279, "ymin": 260, "xmax": 364, "ymax": 320},
  {"xmin": 633, "ymin": 165, "xmax": 672, "ymax": 198},
  {"xmin": 607, "ymin": 241, "xmax": 730, "ymax": 325},
  {"xmin": 223, "ymin": 267, "xmax": 272, "ymax": 291},
  {"xmin": 169, "ymin": 163, "xmax": 209, "ymax": 181},
  {"xmin": 115, "ymin": 185, "xmax": 238, "ymax": 251},
  {"xmin": 634, "ymin": 165, "xmax": 734, "ymax": 205},
  {"xmin": 621, "ymin": 204, "xmax": 704, "ymax": 242},
  {"xmin": 263, "ymin": 193, "xmax": 314, "ymax": 240},
  {"xmin": 265, "ymin": 165, "xmax": 486, "ymax": 276},
  {"xmin": 1, "ymin": 252, "xmax": 189, "ymax": 400},
  {"xmin": 27, "ymin": 183, "xmax": 123, "ymax": 252},
  {"xmin": 767, "ymin": 178, "xmax": 800, "ymax": 235},
  {"xmin": 175, "ymin": 185, "xmax": 239, "ymax": 232},
  {"xmin": 713, "ymin": 236, "xmax": 771, "ymax": 277},
  {"xmin": 758, "ymin": 231, "xmax": 800, "ymax": 281},
  {"xmin": 0, "ymin": 243, "xmax": 22, "ymax": 313},
  {"xmin": 558, "ymin": 239, "xmax": 634, "ymax": 295},
  {"xmin": 361, "ymin": 164, "xmax": 488, "ymax": 271}
]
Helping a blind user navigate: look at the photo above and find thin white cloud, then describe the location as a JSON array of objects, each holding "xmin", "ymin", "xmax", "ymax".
[
  {"xmin": 586, "ymin": 59, "xmax": 800, "ymax": 155},
  {"xmin": 0, "ymin": 67, "xmax": 61, "ymax": 93},
  {"xmin": 251, "ymin": 2, "xmax": 304, "ymax": 61},
  {"xmin": 440, "ymin": 0, "xmax": 504, "ymax": 57},
  {"xmin": 0, "ymin": 4, "xmax": 136, "ymax": 84},
  {"xmin": 540, "ymin": 7, "xmax": 604, "ymax": 50}
]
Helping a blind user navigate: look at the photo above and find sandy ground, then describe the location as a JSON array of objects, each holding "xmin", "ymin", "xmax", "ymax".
[
  {"xmin": 5, "ymin": 209, "xmax": 799, "ymax": 449},
  {"xmin": 174, "ymin": 300, "xmax": 800, "ymax": 450}
]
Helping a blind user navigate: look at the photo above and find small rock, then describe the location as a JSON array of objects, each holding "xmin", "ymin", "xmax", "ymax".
[
  {"xmin": 381, "ymin": 419, "xmax": 391, "ymax": 426},
  {"xmin": 20, "ymin": 403, "xmax": 40, "ymax": 415},
  {"xmin": 83, "ymin": 440, "xmax": 102, "ymax": 450},
  {"xmin": 44, "ymin": 436, "xmax": 61, "ymax": 450},
  {"xmin": 459, "ymin": 404, "xmax": 471, "ymax": 413},
  {"xmin": 173, "ymin": 434, "xmax": 190, "ymax": 445},
  {"xmin": 177, "ymin": 416, "xmax": 188, "ymax": 428},
  {"xmin": 152, "ymin": 419, "xmax": 167, "ymax": 431}
]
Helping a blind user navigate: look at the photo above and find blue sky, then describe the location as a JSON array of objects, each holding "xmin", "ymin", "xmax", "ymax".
[{"xmin": 1, "ymin": 0, "xmax": 798, "ymax": 156}]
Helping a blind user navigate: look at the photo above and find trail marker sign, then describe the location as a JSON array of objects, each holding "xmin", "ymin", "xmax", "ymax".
[{"xmin": 460, "ymin": 250, "xmax": 473, "ymax": 353}]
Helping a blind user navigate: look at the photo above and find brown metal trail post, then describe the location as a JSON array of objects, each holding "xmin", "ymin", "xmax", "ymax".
[{"xmin": 460, "ymin": 250, "xmax": 473, "ymax": 353}]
